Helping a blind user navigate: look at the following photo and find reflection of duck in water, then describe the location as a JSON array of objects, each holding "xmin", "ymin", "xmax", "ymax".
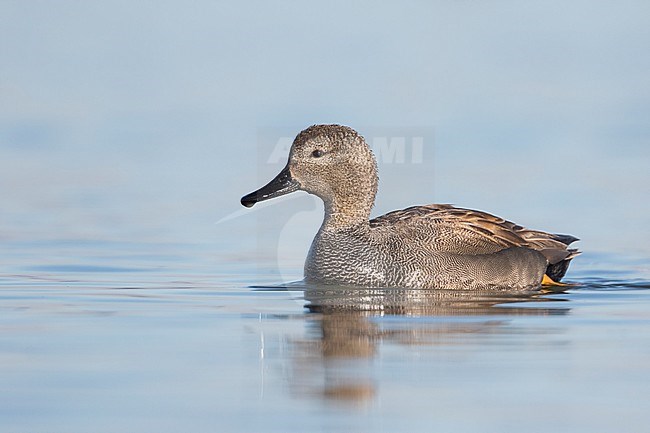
[
  {"xmin": 304, "ymin": 285, "xmax": 570, "ymax": 316},
  {"xmin": 288, "ymin": 287, "xmax": 569, "ymax": 402},
  {"xmin": 242, "ymin": 125, "xmax": 579, "ymax": 290}
]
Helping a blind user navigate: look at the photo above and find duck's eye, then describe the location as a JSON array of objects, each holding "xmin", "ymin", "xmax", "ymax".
[{"xmin": 311, "ymin": 149, "xmax": 325, "ymax": 158}]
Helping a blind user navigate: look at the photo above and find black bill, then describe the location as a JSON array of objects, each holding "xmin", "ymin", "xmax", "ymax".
[{"xmin": 240, "ymin": 166, "xmax": 300, "ymax": 208}]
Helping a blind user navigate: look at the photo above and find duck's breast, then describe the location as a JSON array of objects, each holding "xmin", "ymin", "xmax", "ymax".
[{"xmin": 304, "ymin": 228, "xmax": 394, "ymax": 286}]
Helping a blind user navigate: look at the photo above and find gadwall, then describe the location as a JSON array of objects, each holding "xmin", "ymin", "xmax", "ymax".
[{"xmin": 241, "ymin": 125, "xmax": 579, "ymax": 290}]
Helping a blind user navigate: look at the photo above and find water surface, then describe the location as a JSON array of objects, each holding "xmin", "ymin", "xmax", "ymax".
[{"xmin": 2, "ymin": 239, "xmax": 649, "ymax": 432}]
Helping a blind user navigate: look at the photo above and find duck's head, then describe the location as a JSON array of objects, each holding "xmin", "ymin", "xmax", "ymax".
[{"xmin": 241, "ymin": 125, "xmax": 378, "ymax": 222}]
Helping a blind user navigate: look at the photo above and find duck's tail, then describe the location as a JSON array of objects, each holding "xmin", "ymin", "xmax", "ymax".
[
  {"xmin": 543, "ymin": 234, "xmax": 580, "ymax": 283},
  {"xmin": 545, "ymin": 248, "xmax": 580, "ymax": 282},
  {"xmin": 519, "ymin": 231, "xmax": 580, "ymax": 283}
]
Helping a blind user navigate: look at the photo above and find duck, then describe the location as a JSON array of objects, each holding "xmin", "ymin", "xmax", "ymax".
[{"xmin": 241, "ymin": 124, "xmax": 579, "ymax": 290}]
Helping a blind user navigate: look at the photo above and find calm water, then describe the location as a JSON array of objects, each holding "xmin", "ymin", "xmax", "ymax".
[{"xmin": 2, "ymin": 233, "xmax": 650, "ymax": 432}]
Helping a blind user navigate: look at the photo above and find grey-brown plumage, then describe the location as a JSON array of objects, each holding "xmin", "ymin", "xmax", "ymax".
[{"xmin": 241, "ymin": 124, "xmax": 580, "ymax": 290}]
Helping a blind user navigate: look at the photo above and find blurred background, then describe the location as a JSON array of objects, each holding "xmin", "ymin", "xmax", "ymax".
[{"xmin": 1, "ymin": 1, "xmax": 649, "ymax": 278}]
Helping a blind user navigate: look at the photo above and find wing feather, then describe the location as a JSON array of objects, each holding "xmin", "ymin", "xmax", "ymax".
[{"xmin": 370, "ymin": 204, "xmax": 579, "ymax": 262}]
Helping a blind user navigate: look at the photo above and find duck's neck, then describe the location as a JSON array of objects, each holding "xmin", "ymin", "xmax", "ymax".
[
  {"xmin": 320, "ymin": 179, "xmax": 377, "ymax": 231},
  {"xmin": 322, "ymin": 199, "xmax": 371, "ymax": 229}
]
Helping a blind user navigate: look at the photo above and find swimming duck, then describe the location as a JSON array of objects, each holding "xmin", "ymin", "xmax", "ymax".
[{"xmin": 241, "ymin": 124, "xmax": 579, "ymax": 290}]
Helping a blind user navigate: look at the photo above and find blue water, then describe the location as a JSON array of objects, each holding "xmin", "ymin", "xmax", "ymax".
[
  {"xmin": 3, "ymin": 1, "xmax": 650, "ymax": 432},
  {"xmin": 2, "ymin": 233, "xmax": 650, "ymax": 432}
]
